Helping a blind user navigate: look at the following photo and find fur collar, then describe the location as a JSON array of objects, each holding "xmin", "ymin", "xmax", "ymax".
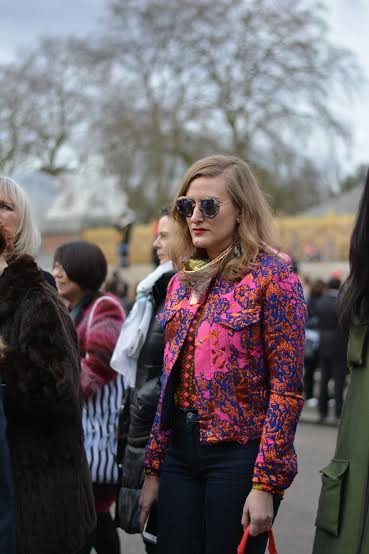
[{"xmin": 0, "ymin": 254, "xmax": 44, "ymax": 321}]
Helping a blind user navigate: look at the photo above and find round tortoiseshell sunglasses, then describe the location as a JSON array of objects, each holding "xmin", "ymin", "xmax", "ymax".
[{"xmin": 175, "ymin": 196, "xmax": 232, "ymax": 218}]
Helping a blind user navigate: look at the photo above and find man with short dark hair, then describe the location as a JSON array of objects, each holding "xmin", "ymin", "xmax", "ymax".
[
  {"xmin": 0, "ymin": 384, "xmax": 15, "ymax": 553},
  {"xmin": 316, "ymin": 277, "xmax": 347, "ymax": 422}
]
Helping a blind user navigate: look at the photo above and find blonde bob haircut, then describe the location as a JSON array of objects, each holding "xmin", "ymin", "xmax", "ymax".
[
  {"xmin": 169, "ymin": 154, "xmax": 281, "ymax": 281},
  {"xmin": 0, "ymin": 177, "xmax": 41, "ymax": 256}
]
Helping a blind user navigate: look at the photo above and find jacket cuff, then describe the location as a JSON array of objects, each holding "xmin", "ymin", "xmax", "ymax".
[
  {"xmin": 252, "ymin": 482, "xmax": 284, "ymax": 496},
  {"xmin": 144, "ymin": 467, "xmax": 160, "ymax": 477}
]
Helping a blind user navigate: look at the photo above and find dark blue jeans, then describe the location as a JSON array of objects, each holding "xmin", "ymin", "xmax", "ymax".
[{"xmin": 157, "ymin": 409, "xmax": 281, "ymax": 554}]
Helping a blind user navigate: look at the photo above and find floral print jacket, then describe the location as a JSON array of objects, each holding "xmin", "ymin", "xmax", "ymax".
[{"xmin": 144, "ymin": 252, "xmax": 307, "ymax": 493}]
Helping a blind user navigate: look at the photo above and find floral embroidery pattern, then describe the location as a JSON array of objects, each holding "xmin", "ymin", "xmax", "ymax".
[{"xmin": 145, "ymin": 252, "xmax": 307, "ymax": 492}]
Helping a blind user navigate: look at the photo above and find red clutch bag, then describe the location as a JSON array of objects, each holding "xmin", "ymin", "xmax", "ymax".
[{"xmin": 237, "ymin": 527, "xmax": 278, "ymax": 554}]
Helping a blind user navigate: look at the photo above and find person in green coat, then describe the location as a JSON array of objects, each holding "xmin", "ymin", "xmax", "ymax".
[{"xmin": 313, "ymin": 166, "xmax": 369, "ymax": 554}]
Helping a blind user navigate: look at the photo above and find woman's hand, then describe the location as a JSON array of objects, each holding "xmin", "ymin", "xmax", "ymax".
[
  {"xmin": 241, "ymin": 488, "xmax": 274, "ymax": 536},
  {"xmin": 139, "ymin": 474, "xmax": 160, "ymax": 531}
]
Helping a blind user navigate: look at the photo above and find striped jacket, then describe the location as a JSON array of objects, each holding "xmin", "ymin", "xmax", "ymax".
[{"xmin": 77, "ymin": 293, "xmax": 125, "ymax": 486}]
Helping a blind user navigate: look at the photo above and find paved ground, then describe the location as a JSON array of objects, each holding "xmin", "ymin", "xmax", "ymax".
[
  {"xmin": 273, "ymin": 421, "xmax": 337, "ymax": 554},
  {"xmin": 112, "ymin": 422, "xmax": 338, "ymax": 554}
]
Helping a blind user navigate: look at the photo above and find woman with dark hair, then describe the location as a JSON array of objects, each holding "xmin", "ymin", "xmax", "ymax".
[
  {"xmin": 139, "ymin": 155, "xmax": 306, "ymax": 554},
  {"xmin": 53, "ymin": 241, "xmax": 125, "ymax": 554},
  {"xmin": 0, "ymin": 181, "xmax": 96, "ymax": 554},
  {"xmin": 313, "ymin": 168, "xmax": 369, "ymax": 554}
]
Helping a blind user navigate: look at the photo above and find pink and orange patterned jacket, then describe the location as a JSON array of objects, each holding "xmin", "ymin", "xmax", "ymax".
[{"xmin": 144, "ymin": 252, "xmax": 307, "ymax": 493}]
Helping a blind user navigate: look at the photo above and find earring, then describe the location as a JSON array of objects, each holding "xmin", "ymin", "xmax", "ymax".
[
  {"xmin": 234, "ymin": 242, "xmax": 241, "ymax": 257},
  {"xmin": 234, "ymin": 226, "xmax": 243, "ymax": 257}
]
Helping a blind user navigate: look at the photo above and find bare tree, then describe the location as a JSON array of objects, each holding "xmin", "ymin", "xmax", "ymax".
[
  {"xmin": 23, "ymin": 37, "xmax": 101, "ymax": 174},
  {"xmin": 0, "ymin": 37, "xmax": 104, "ymax": 175},
  {"xmin": 0, "ymin": 62, "xmax": 36, "ymax": 173},
  {"xmin": 91, "ymin": 83, "xmax": 222, "ymax": 219},
  {"xmin": 339, "ymin": 163, "xmax": 367, "ymax": 193},
  {"xmin": 185, "ymin": 0, "xmax": 360, "ymax": 159},
  {"xmin": 0, "ymin": 0, "xmax": 362, "ymax": 218},
  {"xmin": 89, "ymin": 0, "xmax": 226, "ymax": 217},
  {"xmin": 92, "ymin": 0, "xmax": 361, "ymax": 216}
]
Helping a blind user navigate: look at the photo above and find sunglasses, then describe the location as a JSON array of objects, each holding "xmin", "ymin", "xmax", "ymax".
[{"xmin": 176, "ymin": 196, "xmax": 232, "ymax": 219}]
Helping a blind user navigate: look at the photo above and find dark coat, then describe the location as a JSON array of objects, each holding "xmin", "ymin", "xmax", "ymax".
[
  {"xmin": 313, "ymin": 324, "xmax": 369, "ymax": 553},
  {"xmin": 315, "ymin": 290, "xmax": 347, "ymax": 359},
  {"xmin": 117, "ymin": 270, "xmax": 174, "ymax": 533},
  {"xmin": 41, "ymin": 269, "xmax": 56, "ymax": 288},
  {"xmin": 0, "ymin": 386, "xmax": 15, "ymax": 553},
  {"xmin": 0, "ymin": 255, "xmax": 96, "ymax": 554}
]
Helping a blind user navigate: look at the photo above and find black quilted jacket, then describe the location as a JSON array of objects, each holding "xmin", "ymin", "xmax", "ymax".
[{"xmin": 116, "ymin": 270, "xmax": 174, "ymax": 533}]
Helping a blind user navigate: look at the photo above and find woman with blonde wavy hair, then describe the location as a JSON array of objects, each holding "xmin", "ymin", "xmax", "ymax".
[{"xmin": 139, "ymin": 155, "xmax": 307, "ymax": 554}]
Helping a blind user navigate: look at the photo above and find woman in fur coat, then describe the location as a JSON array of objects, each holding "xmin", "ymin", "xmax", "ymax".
[{"xmin": 0, "ymin": 177, "xmax": 96, "ymax": 554}]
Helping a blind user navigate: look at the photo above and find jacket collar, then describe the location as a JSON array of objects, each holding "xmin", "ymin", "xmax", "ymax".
[{"xmin": 0, "ymin": 254, "xmax": 43, "ymax": 321}]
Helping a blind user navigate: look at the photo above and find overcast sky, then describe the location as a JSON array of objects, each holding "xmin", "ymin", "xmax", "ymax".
[
  {"xmin": 326, "ymin": 0, "xmax": 368, "ymax": 171},
  {"xmin": 0, "ymin": 0, "xmax": 367, "ymax": 173},
  {"xmin": 0, "ymin": 0, "xmax": 106, "ymax": 60}
]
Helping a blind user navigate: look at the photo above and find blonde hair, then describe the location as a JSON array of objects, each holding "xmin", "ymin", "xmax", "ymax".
[
  {"xmin": 0, "ymin": 177, "xmax": 41, "ymax": 256},
  {"xmin": 169, "ymin": 154, "xmax": 280, "ymax": 280}
]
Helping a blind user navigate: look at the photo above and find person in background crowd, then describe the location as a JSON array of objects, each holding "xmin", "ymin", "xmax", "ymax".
[
  {"xmin": 53, "ymin": 241, "xmax": 125, "ymax": 554},
  {"xmin": 315, "ymin": 277, "xmax": 347, "ymax": 423},
  {"xmin": 307, "ymin": 279, "xmax": 326, "ymax": 324},
  {"xmin": 105, "ymin": 269, "xmax": 133, "ymax": 314},
  {"xmin": 304, "ymin": 278, "xmax": 326, "ymax": 405},
  {"xmin": 151, "ymin": 218, "xmax": 161, "ymax": 267},
  {"xmin": 0, "ymin": 179, "xmax": 96, "ymax": 554},
  {"xmin": 139, "ymin": 155, "xmax": 306, "ymax": 554},
  {"xmin": 290, "ymin": 256, "xmax": 299, "ymax": 275},
  {"xmin": 313, "ymin": 167, "xmax": 369, "ymax": 554},
  {"xmin": 116, "ymin": 211, "xmax": 135, "ymax": 268},
  {"xmin": 112, "ymin": 208, "xmax": 174, "ymax": 553}
]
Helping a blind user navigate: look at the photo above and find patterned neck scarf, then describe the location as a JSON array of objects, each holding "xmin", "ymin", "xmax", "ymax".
[{"xmin": 182, "ymin": 244, "xmax": 233, "ymax": 304}]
